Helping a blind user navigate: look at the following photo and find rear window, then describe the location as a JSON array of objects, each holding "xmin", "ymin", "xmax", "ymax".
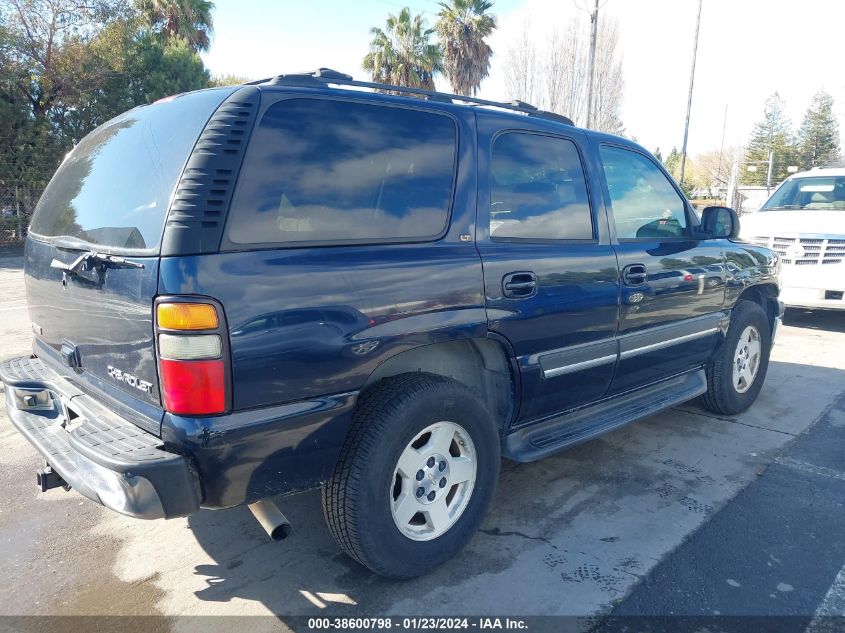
[
  {"xmin": 29, "ymin": 88, "xmax": 234, "ymax": 252},
  {"xmin": 226, "ymin": 98, "xmax": 457, "ymax": 246}
]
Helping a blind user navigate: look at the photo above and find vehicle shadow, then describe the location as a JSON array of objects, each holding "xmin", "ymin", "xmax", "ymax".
[
  {"xmin": 783, "ymin": 307, "xmax": 845, "ymax": 334},
  {"xmin": 183, "ymin": 358, "xmax": 845, "ymax": 624}
]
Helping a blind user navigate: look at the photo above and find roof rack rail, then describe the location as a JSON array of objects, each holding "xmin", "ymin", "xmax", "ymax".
[{"xmin": 257, "ymin": 68, "xmax": 574, "ymax": 127}]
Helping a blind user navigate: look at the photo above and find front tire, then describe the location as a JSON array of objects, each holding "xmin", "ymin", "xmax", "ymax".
[
  {"xmin": 699, "ymin": 300, "xmax": 771, "ymax": 415},
  {"xmin": 321, "ymin": 373, "xmax": 500, "ymax": 579}
]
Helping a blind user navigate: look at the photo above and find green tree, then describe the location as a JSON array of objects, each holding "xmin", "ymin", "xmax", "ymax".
[
  {"xmin": 0, "ymin": 0, "xmax": 129, "ymax": 121},
  {"xmin": 742, "ymin": 92, "xmax": 798, "ymax": 186},
  {"xmin": 137, "ymin": 0, "xmax": 214, "ymax": 52},
  {"xmin": 664, "ymin": 147, "xmax": 681, "ymax": 179},
  {"xmin": 797, "ymin": 91, "xmax": 840, "ymax": 169},
  {"xmin": 0, "ymin": 0, "xmax": 213, "ymax": 230},
  {"xmin": 0, "ymin": 0, "xmax": 131, "ymax": 216},
  {"xmin": 363, "ymin": 8, "xmax": 442, "ymax": 91},
  {"xmin": 210, "ymin": 73, "xmax": 252, "ymax": 87},
  {"xmin": 653, "ymin": 147, "xmax": 663, "ymax": 163},
  {"xmin": 56, "ymin": 25, "xmax": 209, "ymax": 142},
  {"xmin": 435, "ymin": 0, "xmax": 496, "ymax": 96}
]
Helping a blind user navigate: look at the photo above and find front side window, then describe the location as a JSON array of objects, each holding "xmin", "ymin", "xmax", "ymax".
[
  {"xmin": 227, "ymin": 99, "xmax": 457, "ymax": 245},
  {"xmin": 600, "ymin": 145, "xmax": 689, "ymax": 239},
  {"xmin": 490, "ymin": 133, "xmax": 594, "ymax": 240}
]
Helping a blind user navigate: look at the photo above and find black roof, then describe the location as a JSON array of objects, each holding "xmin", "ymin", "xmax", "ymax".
[{"xmin": 249, "ymin": 68, "xmax": 574, "ymax": 127}]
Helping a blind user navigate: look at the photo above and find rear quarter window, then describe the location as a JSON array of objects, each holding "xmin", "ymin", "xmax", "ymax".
[{"xmin": 225, "ymin": 98, "xmax": 457, "ymax": 246}]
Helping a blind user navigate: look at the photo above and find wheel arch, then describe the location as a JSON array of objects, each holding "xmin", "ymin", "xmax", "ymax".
[
  {"xmin": 735, "ymin": 283, "xmax": 780, "ymax": 335},
  {"xmin": 362, "ymin": 338, "xmax": 518, "ymax": 432}
]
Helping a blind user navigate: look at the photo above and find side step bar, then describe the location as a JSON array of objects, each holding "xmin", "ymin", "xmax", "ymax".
[{"xmin": 503, "ymin": 369, "xmax": 708, "ymax": 462}]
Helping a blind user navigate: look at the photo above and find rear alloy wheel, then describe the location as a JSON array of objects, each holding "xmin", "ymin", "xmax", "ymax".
[
  {"xmin": 390, "ymin": 421, "xmax": 477, "ymax": 541},
  {"xmin": 699, "ymin": 300, "xmax": 771, "ymax": 415},
  {"xmin": 322, "ymin": 373, "xmax": 499, "ymax": 579}
]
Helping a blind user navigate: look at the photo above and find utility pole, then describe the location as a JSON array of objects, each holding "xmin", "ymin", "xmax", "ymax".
[
  {"xmin": 715, "ymin": 104, "xmax": 728, "ymax": 202},
  {"xmin": 766, "ymin": 149, "xmax": 774, "ymax": 195},
  {"xmin": 585, "ymin": 0, "xmax": 599, "ymax": 129},
  {"xmin": 679, "ymin": 0, "xmax": 703, "ymax": 185}
]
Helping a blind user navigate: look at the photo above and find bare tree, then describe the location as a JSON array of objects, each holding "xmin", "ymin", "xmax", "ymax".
[
  {"xmin": 502, "ymin": 13, "xmax": 624, "ymax": 132},
  {"xmin": 543, "ymin": 19, "xmax": 586, "ymax": 122},
  {"xmin": 690, "ymin": 147, "xmax": 737, "ymax": 198},
  {"xmin": 503, "ymin": 18, "xmax": 538, "ymax": 105},
  {"xmin": 587, "ymin": 17, "xmax": 624, "ymax": 134}
]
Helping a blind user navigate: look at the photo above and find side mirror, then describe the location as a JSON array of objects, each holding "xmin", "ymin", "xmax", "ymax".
[{"xmin": 700, "ymin": 206, "xmax": 740, "ymax": 239}]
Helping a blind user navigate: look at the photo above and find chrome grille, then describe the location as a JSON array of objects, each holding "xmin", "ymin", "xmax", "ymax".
[{"xmin": 751, "ymin": 235, "xmax": 845, "ymax": 265}]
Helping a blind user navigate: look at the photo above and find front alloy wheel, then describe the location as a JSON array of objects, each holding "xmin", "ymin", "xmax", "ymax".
[
  {"xmin": 732, "ymin": 325, "xmax": 761, "ymax": 394},
  {"xmin": 699, "ymin": 300, "xmax": 771, "ymax": 415}
]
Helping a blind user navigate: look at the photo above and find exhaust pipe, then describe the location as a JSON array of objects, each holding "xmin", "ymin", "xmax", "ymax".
[{"xmin": 248, "ymin": 500, "xmax": 293, "ymax": 541}]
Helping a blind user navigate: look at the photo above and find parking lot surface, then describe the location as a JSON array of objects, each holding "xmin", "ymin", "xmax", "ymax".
[{"xmin": 1, "ymin": 246, "xmax": 843, "ymax": 627}]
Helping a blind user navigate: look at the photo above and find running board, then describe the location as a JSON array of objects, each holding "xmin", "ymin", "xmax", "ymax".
[{"xmin": 503, "ymin": 369, "xmax": 708, "ymax": 463}]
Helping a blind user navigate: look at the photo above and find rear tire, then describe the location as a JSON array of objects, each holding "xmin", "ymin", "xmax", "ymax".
[
  {"xmin": 699, "ymin": 300, "xmax": 771, "ymax": 415},
  {"xmin": 321, "ymin": 373, "xmax": 500, "ymax": 579}
]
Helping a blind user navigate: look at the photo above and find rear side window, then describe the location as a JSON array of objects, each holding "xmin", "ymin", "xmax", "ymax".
[
  {"xmin": 29, "ymin": 88, "xmax": 233, "ymax": 252},
  {"xmin": 490, "ymin": 132, "xmax": 593, "ymax": 240},
  {"xmin": 226, "ymin": 98, "xmax": 457, "ymax": 246},
  {"xmin": 599, "ymin": 145, "xmax": 689, "ymax": 239}
]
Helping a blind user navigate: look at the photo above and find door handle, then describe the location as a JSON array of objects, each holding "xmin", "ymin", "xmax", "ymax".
[
  {"xmin": 502, "ymin": 272, "xmax": 538, "ymax": 298},
  {"xmin": 622, "ymin": 264, "xmax": 648, "ymax": 287}
]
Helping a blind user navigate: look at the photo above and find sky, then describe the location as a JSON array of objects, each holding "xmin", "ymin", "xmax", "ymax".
[{"xmin": 201, "ymin": 0, "xmax": 845, "ymax": 157}]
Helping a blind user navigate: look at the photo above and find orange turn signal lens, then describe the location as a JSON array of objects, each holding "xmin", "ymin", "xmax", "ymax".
[{"xmin": 157, "ymin": 303, "xmax": 219, "ymax": 331}]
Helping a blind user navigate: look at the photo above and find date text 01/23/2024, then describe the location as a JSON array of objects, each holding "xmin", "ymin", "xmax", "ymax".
[{"xmin": 306, "ymin": 617, "xmax": 529, "ymax": 630}]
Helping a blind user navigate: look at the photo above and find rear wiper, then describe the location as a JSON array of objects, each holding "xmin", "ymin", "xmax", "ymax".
[{"xmin": 50, "ymin": 251, "xmax": 145, "ymax": 275}]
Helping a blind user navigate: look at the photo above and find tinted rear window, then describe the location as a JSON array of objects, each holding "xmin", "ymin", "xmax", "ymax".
[
  {"xmin": 490, "ymin": 132, "xmax": 594, "ymax": 240},
  {"xmin": 29, "ymin": 88, "xmax": 233, "ymax": 252},
  {"xmin": 226, "ymin": 98, "xmax": 457, "ymax": 246}
]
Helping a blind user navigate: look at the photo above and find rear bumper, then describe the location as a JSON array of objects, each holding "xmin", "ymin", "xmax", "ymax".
[{"xmin": 0, "ymin": 356, "xmax": 200, "ymax": 519}]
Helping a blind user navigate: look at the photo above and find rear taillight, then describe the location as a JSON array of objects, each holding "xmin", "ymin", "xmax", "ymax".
[
  {"xmin": 156, "ymin": 300, "xmax": 228, "ymax": 416},
  {"xmin": 159, "ymin": 359, "xmax": 225, "ymax": 415}
]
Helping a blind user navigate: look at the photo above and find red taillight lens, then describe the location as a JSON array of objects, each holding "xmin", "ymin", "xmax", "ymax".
[{"xmin": 159, "ymin": 359, "xmax": 225, "ymax": 416}]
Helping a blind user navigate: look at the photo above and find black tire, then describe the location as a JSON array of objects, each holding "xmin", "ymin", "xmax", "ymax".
[
  {"xmin": 321, "ymin": 373, "xmax": 500, "ymax": 579},
  {"xmin": 699, "ymin": 300, "xmax": 772, "ymax": 415}
]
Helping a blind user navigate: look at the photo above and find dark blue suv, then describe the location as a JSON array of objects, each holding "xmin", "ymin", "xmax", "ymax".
[{"xmin": 0, "ymin": 69, "xmax": 782, "ymax": 578}]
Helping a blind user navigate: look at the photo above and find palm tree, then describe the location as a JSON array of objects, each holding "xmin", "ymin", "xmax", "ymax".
[
  {"xmin": 363, "ymin": 8, "xmax": 442, "ymax": 91},
  {"xmin": 435, "ymin": 0, "xmax": 496, "ymax": 96},
  {"xmin": 137, "ymin": 0, "xmax": 215, "ymax": 53}
]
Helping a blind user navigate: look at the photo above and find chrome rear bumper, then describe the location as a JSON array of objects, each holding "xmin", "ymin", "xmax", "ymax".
[{"xmin": 1, "ymin": 356, "xmax": 200, "ymax": 519}]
